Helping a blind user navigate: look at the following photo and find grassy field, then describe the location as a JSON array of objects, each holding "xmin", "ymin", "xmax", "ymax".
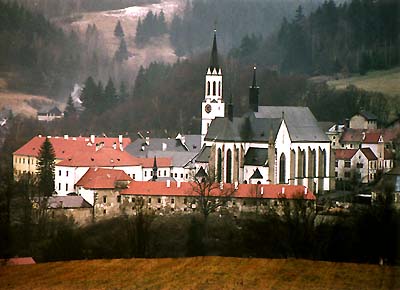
[
  {"xmin": 0, "ymin": 257, "xmax": 399, "ymax": 289},
  {"xmin": 328, "ymin": 67, "xmax": 400, "ymax": 97}
]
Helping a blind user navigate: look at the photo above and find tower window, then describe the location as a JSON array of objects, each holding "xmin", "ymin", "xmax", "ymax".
[
  {"xmin": 207, "ymin": 81, "xmax": 210, "ymax": 95},
  {"xmin": 218, "ymin": 81, "xmax": 221, "ymax": 96},
  {"xmin": 213, "ymin": 81, "xmax": 216, "ymax": 95}
]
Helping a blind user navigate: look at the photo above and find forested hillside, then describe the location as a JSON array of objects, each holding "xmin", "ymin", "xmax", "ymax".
[{"xmin": 231, "ymin": 0, "xmax": 399, "ymax": 75}]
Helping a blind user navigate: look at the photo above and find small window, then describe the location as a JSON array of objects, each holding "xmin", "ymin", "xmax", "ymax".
[
  {"xmin": 184, "ymin": 198, "xmax": 187, "ymax": 204},
  {"xmin": 171, "ymin": 198, "xmax": 175, "ymax": 204},
  {"xmin": 117, "ymin": 195, "xmax": 121, "ymax": 203},
  {"xmin": 335, "ymin": 161, "xmax": 338, "ymax": 167},
  {"xmin": 174, "ymin": 173, "xmax": 177, "ymax": 178},
  {"xmin": 132, "ymin": 174, "xmax": 136, "ymax": 180},
  {"xmin": 23, "ymin": 158, "xmax": 25, "ymax": 164},
  {"xmin": 157, "ymin": 197, "xmax": 161, "ymax": 203},
  {"xmin": 186, "ymin": 174, "xmax": 188, "ymax": 179},
  {"xmin": 148, "ymin": 198, "xmax": 151, "ymax": 204},
  {"xmin": 344, "ymin": 161, "xmax": 351, "ymax": 168},
  {"xmin": 66, "ymin": 171, "xmax": 69, "ymax": 177},
  {"xmin": 103, "ymin": 209, "xmax": 106, "ymax": 215},
  {"xmin": 59, "ymin": 170, "xmax": 61, "ymax": 176},
  {"xmin": 145, "ymin": 171, "xmax": 147, "ymax": 177},
  {"xmin": 164, "ymin": 170, "xmax": 167, "ymax": 176},
  {"xmin": 103, "ymin": 196, "xmax": 107, "ymax": 203},
  {"xmin": 170, "ymin": 173, "xmax": 173, "ymax": 177},
  {"xmin": 335, "ymin": 171, "xmax": 338, "ymax": 177},
  {"xmin": 58, "ymin": 183, "xmax": 61, "ymax": 190},
  {"xmin": 65, "ymin": 184, "xmax": 69, "ymax": 191},
  {"xmin": 232, "ymin": 200, "xmax": 236, "ymax": 206},
  {"xmin": 181, "ymin": 173, "xmax": 184, "ymax": 178},
  {"xmin": 151, "ymin": 171, "xmax": 153, "ymax": 176},
  {"xmin": 243, "ymin": 200, "xmax": 246, "ymax": 206},
  {"xmin": 131, "ymin": 197, "xmax": 135, "ymax": 203}
]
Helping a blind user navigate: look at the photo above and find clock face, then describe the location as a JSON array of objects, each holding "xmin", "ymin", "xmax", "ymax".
[{"xmin": 205, "ymin": 104, "xmax": 212, "ymax": 113}]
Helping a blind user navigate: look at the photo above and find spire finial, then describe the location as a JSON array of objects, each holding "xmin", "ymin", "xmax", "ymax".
[{"xmin": 252, "ymin": 65, "xmax": 257, "ymax": 87}]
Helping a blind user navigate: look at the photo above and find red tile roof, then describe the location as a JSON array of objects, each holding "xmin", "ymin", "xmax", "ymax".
[
  {"xmin": 334, "ymin": 149, "xmax": 358, "ymax": 160},
  {"xmin": 340, "ymin": 129, "xmax": 364, "ymax": 143},
  {"xmin": 140, "ymin": 157, "xmax": 172, "ymax": 168},
  {"xmin": 5, "ymin": 257, "xmax": 36, "ymax": 265},
  {"xmin": 363, "ymin": 132, "xmax": 381, "ymax": 143},
  {"xmin": 13, "ymin": 135, "xmax": 131, "ymax": 158},
  {"xmin": 360, "ymin": 148, "xmax": 377, "ymax": 160},
  {"xmin": 121, "ymin": 182, "xmax": 315, "ymax": 200},
  {"xmin": 340, "ymin": 128, "xmax": 400, "ymax": 144},
  {"xmin": 76, "ymin": 168, "xmax": 132, "ymax": 189},
  {"xmin": 57, "ymin": 147, "xmax": 140, "ymax": 167}
]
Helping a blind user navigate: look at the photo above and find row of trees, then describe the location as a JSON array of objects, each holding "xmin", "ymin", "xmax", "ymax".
[{"xmin": 135, "ymin": 10, "xmax": 167, "ymax": 46}]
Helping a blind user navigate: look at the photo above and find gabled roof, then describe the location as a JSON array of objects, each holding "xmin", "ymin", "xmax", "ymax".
[
  {"xmin": 250, "ymin": 168, "xmax": 263, "ymax": 179},
  {"xmin": 195, "ymin": 167, "xmax": 208, "ymax": 178},
  {"xmin": 57, "ymin": 147, "xmax": 140, "ymax": 167},
  {"xmin": 76, "ymin": 168, "xmax": 132, "ymax": 189},
  {"xmin": 196, "ymin": 146, "xmax": 211, "ymax": 163},
  {"xmin": 205, "ymin": 115, "xmax": 281, "ymax": 143},
  {"xmin": 244, "ymin": 148, "xmax": 268, "ymax": 166},
  {"xmin": 357, "ymin": 110, "xmax": 377, "ymax": 120},
  {"xmin": 3, "ymin": 257, "xmax": 36, "ymax": 265},
  {"xmin": 139, "ymin": 157, "xmax": 172, "ymax": 168},
  {"xmin": 121, "ymin": 181, "xmax": 315, "ymax": 200},
  {"xmin": 255, "ymin": 106, "xmax": 329, "ymax": 142},
  {"xmin": 47, "ymin": 196, "xmax": 92, "ymax": 209},
  {"xmin": 13, "ymin": 135, "xmax": 131, "ymax": 158},
  {"xmin": 334, "ymin": 149, "xmax": 358, "ymax": 160},
  {"xmin": 145, "ymin": 151, "xmax": 197, "ymax": 167},
  {"xmin": 360, "ymin": 148, "xmax": 377, "ymax": 160}
]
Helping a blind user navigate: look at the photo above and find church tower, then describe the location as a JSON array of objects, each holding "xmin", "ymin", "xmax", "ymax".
[{"xmin": 201, "ymin": 29, "xmax": 225, "ymax": 146}]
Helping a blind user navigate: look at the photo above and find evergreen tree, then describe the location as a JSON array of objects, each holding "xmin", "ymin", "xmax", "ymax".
[
  {"xmin": 81, "ymin": 76, "xmax": 97, "ymax": 111},
  {"xmin": 114, "ymin": 20, "xmax": 124, "ymax": 38},
  {"xmin": 119, "ymin": 81, "xmax": 128, "ymax": 102},
  {"xmin": 115, "ymin": 37, "xmax": 129, "ymax": 62},
  {"xmin": 64, "ymin": 96, "xmax": 77, "ymax": 117},
  {"xmin": 36, "ymin": 138, "xmax": 56, "ymax": 197},
  {"xmin": 104, "ymin": 78, "xmax": 117, "ymax": 108},
  {"xmin": 158, "ymin": 10, "xmax": 167, "ymax": 35},
  {"xmin": 95, "ymin": 81, "xmax": 105, "ymax": 113}
]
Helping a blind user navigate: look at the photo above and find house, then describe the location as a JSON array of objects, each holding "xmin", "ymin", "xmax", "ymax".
[
  {"xmin": 37, "ymin": 106, "xmax": 64, "ymax": 122},
  {"xmin": 197, "ymin": 31, "xmax": 333, "ymax": 193},
  {"xmin": 334, "ymin": 148, "xmax": 378, "ymax": 183},
  {"xmin": 13, "ymin": 134, "xmax": 131, "ymax": 177},
  {"xmin": 372, "ymin": 165, "xmax": 400, "ymax": 209},
  {"xmin": 349, "ymin": 110, "xmax": 378, "ymax": 130},
  {"xmin": 46, "ymin": 195, "xmax": 93, "ymax": 225}
]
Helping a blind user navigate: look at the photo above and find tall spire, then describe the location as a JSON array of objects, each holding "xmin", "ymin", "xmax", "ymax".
[
  {"xmin": 249, "ymin": 65, "xmax": 259, "ymax": 112},
  {"xmin": 209, "ymin": 28, "xmax": 219, "ymax": 71},
  {"xmin": 152, "ymin": 156, "xmax": 158, "ymax": 181},
  {"xmin": 252, "ymin": 65, "xmax": 257, "ymax": 87}
]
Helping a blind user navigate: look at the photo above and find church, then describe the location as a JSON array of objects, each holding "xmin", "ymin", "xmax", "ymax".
[{"xmin": 197, "ymin": 30, "xmax": 334, "ymax": 193}]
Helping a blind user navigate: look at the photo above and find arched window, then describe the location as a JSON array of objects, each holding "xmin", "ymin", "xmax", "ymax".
[
  {"xmin": 207, "ymin": 81, "xmax": 210, "ymax": 95},
  {"xmin": 218, "ymin": 81, "xmax": 221, "ymax": 96},
  {"xmin": 213, "ymin": 81, "xmax": 216, "ymax": 96},
  {"xmin": 226, "ymin": 149, "xmax": 232, "ymax": 184},
  {"xmin": 217, "ymin": 148, "xmax": 222, "ymax": 183},
  {"xmin": 279, "ymin": 153, "xmax": 286, "ymax": 184}
]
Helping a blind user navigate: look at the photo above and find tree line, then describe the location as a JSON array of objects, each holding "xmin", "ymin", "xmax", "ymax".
[{"xmin": 135, "ymin": 10, "xmax": 167, "ymax": 47}]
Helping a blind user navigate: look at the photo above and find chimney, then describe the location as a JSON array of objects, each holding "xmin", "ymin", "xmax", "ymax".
[
  {"xmin": 166, "ymin": 180, "xmax": 171, "ymax": 188},
  {"xmin": 118, "ymin": 134, "xmax": 123, "ymax": 144},
  {"xmin": 234, "ymin": 181, "xmax": 238, "ymax": 190},
  {"xmin": 119, "ymin": 143, "xmax": 124, "ymax": 151},
  {"xmin": 113, "ymin": 142, "xmax": 117, "ymax": 150},
  {"xmin": 64, "ymin": 134, "xmax": 68, "ymax": 140},
  {"xmin": 162, "ymin": 143, "xmax": 167, "ymax": 151},
  {"xmin": 38, "ymin": 134, "xmax": 42, "ymax": 138},
  {"xmin": 177, "ymin": 181, "xmax": 181, "ymax": 188},
  {"xmin": 47, "ymin": 135, "xmax": 52, "ymax": 138},
  {"xmin": 90, "ymin": 134, "xmax": 95, "ymax": 144}
]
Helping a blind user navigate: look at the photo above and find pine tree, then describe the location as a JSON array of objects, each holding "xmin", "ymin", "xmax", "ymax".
[
  {"xmin": 119, "ymin": 81, "xmax": 128, "ymax": 102},
  {"xmin": 104, "ymin": 78, "xmax": 117, "ymax": 108},
  {"xmin": 36, "ymin": 138, "xmax": 55, "ymax": 197},
  {"xmin": 81, "ymin": 76, "xmax": 97, "ymax": 111},
  {"xmin": 64, "ymin": 96, "xmax": 77, "ymax": 117},
  {"xmin": 114, "ymin": 20, "xmax": 124, "ymax": 38},
  {"xmin": 115, "ymin": 37, "xmax": 129, "ymax": 62}
]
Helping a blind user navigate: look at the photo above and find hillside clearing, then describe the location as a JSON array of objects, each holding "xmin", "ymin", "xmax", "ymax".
[
  {"xmin": 0, "ymin": 90, "xmax": 61, "ymax": 117},
  {"xmin": 328, "ymin": 67, "xmax": 400, "ymax": 97},
  {"xmin": 0, "ymin": 257, "xmax": 398, "ymax": 289}
]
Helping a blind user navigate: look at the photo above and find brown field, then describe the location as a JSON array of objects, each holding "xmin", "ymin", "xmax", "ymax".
[
  {"xmin": 0, "ymin": 90, "xmax": 61, "ymax": 117},
  {"xmin": 0, "ymin": 257, "xmax": 399, "ymax": 290}
]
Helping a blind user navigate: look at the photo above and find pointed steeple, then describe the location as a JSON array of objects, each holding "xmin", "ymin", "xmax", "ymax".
[
  {"xmin": 152, "ymin": 156, "xmax": 158, "ymax": 181},
  {"xmin": 249, "ymin": 66, "xmax": 259, "ymax": 112},
  {"xmin": 209, "ymin": 29, "xmax": 219, "ymax": 71},
  {"xmin": 252, "ymin": 65, "xmax": 257, "ymax": 87}
]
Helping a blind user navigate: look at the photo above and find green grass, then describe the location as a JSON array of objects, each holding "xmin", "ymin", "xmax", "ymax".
[
  {"xmin": 0, "ymin": 257, "xmax": 399, "ymax": 289},
  {"xmin": 328, "ymin": 67, "xmax": 400, "ymax": 97}
]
